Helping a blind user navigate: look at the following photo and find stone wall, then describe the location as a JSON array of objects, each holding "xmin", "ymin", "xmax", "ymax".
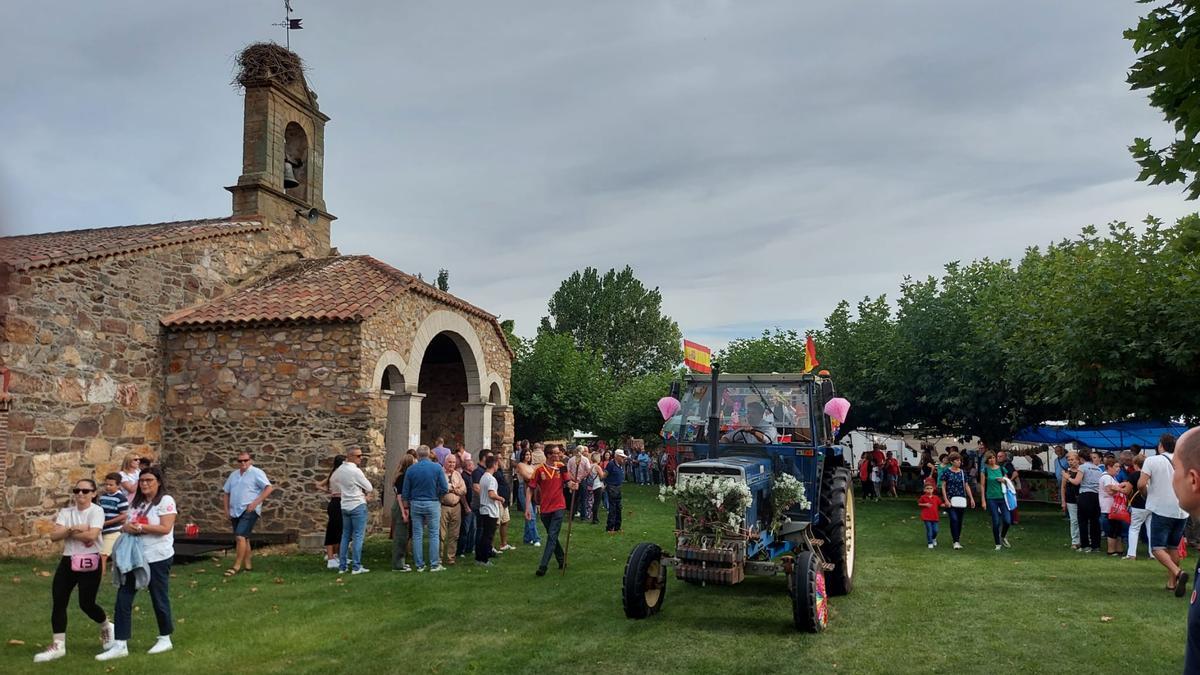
[
  {"xmin": 418, "ymin": 362, "xmax": 467, "ymax": 446},
  {"xmin": 161, "ymin": 323, "xmax": 379, "ymax": 537},
  {"xmin": 359, "ymin": 291, "xmax": 513, "ymax": 454},
  {"xmin": 0, "ymin": 226, "xmax": 324, "ymax": 555}
]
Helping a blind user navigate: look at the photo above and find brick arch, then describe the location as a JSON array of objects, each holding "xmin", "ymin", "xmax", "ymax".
[{"xmin": 405, "ymin": 310, "xmax": 487, "ymax": 401}]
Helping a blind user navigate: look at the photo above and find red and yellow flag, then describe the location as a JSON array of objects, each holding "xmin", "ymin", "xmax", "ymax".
[
  {"xmin": 804, "ymin": 335, "xmax": 820, "ymax": 373},
  {"xmin": 683, "ymin": 339, "xmax": 712, "ymax": 374}
]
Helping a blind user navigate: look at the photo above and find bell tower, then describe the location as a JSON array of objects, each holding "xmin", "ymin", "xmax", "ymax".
[{"xmin": 226, "ymin": 43, "xmax": 334, "ymax": 257}]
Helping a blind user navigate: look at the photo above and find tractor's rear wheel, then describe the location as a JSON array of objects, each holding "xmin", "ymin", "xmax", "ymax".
[
  {"xmin": 816, "ymin": 466, "xmax": 855, "ymax": 596},
  {"xmin": 791, "ymin": 550, "xmax": 828, "ymax": 632},
  {"xmin": 623, "ymin": 542, "xmax": 667, "ymax": 619}
]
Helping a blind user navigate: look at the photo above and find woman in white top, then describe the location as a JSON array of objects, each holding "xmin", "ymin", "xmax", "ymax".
[
  {"xmin": 118, "ymin": 452, "xmax": 141, "ymax": 498},
  {"xmin": 33, "ymin": 478, "xmax": 111, "ymax": 663},
  {"xmin": 96, "ymin": 467, "xmax": 177, "ymax": 661}
]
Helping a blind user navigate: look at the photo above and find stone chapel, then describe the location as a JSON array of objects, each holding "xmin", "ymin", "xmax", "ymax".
[{"xmin": 0, "ymin": 44, "xmax": 513, "ymax": 554}]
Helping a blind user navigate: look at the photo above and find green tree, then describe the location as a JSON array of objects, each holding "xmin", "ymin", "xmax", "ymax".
[
  {"xmin": 815, "ymin": 295, "xmax": 905, "ymax": 433},
  {"xmin": 510, "ymin": 332, "xmax": 610, "ymax": 439},
  {"xmin": 1126, "ymin": 1, "xmax": 1200, "ymax": 199},
  {"xmin": 594, "ymin": 369, "xmax": 681, "ymax": 444},
  {"xmin": 436, "ymin": 269, "xmax": 450, "ymax": 292},
  {"xmin": 715, "ymin": 328, "xmax": 808, "ymax": 373},
  {"xmin": 539, "ymin": 266, "xmax": 681, "ymax": 384}
]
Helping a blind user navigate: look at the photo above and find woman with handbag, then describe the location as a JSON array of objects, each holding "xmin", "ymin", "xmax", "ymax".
[
  {"xmin": 1098, "ymin": 458, "xmax": 1128, "ymax": 556},
  {"xmin": 97, "ymin": 466, "xmax": 176, "ymax": 661},
  {"xmin": 33, "ymin": 478, "xmax": 112, "ymax": 663},
  {"xmin": 1123, "ymin": 454, "xmax": 1150, "ymax": 560},
  {"xmin": 939, "ymin": 452, "xmax": 975, "ymax": 550}
]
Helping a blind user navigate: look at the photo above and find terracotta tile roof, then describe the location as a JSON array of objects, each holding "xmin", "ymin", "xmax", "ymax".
[
  {"xmin": 0, "ymin": 217, "xmax": 266, "ymax": 271},
  {"xmin": 162, "ymin": 255, "xmax": 515, "ymax": 358}
]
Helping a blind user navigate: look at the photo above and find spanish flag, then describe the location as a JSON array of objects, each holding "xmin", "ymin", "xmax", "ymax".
[
  {"xmin": 804, "ymin": 335, "xmax": 820, "ymax": 373},
  {"xmin": 683, "ymin": 339, "xmax": 712, "ymax": 374}
]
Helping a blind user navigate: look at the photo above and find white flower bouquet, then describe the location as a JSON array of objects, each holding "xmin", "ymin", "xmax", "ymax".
[
  {"xmin": 659, "ymin": 475, "xmax": 752, "ymax": 538},
  {"xmin": 768, "ymin": 472, "xmax": 811, "ymax": 533}
]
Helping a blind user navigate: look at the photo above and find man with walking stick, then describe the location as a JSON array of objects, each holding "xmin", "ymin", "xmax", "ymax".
[{"xmin": 528, "ymin": 445, "xmax": 574, "ymax": 577}]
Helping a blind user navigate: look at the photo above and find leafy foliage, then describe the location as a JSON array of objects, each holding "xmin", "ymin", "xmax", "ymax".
[
  {"xmin": 539, "ymin": 266, "xmax": 682, "ymax": 384},
  {"xmin": 510, "ymin": 332, "xmax": 610, "ymax": 440},
  {"xmin": 436, "ymin": 268, "xmax": 450, "ymax": 292},
  {"xmin": 1126, "ymin": 1, "xmax": 1200, "ymax": 199},
  {"xmin": 818, "ymin": 216, "xmax": 1200, "ymax": 440},
  {"xmin": 715, "ymin": 328, "xmax": 808, "ymax": 373},
  {"xmin": 593, "ymin": 369, "xmax": 681, "ymax": 445}
]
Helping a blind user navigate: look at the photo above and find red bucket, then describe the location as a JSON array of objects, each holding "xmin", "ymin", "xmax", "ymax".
[{"xmin": 185, "ymin": 523, "xmax": 199, "ymax": 538}]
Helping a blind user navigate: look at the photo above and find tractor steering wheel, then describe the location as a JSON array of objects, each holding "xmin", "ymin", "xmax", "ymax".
[{"xmin": 727, "ymin": 428, "xmax": 768, "ymax": 444}]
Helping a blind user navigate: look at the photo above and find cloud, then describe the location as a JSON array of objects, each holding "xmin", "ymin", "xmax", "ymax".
[{"xmin": 1, "ymin": 0, "xmax": 1193, "ymax": 348}]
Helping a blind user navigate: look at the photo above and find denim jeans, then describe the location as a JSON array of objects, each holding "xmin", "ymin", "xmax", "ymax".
[
  {"xmin": 339, "ymin": 503, "xmax": 368, "ymax": 571},
  {"xmin": 523, "ymin": 505, "xmax": 541, "ymax": 544},
  {"xmin": 923, "ymin": 520, "xmax": 939, "ymax": 545},
  {"xmin": 538, "ymin": 509, "xmax": 566, "ymax": 571},
  {"xmin": 987, "ymin": 498, "xmax": 1011, "ymax": 545},
  {"xmin": 458, "ymin": 510, "xmax": 476, "ymax": 556},
  {"xmin": 947, "ymin": 507, "xmax": 964, "ymax": 543},
  {"xmin": 1066, "ymin": 502, "xmax": 1080, "ymax": 546},
  {"xmin": 115, "ymin": 557, "xmax": 172, "ymax": 640},
  {"xmin": 409, "ymin": 500, "xmax": 441, "ymax": 569}
]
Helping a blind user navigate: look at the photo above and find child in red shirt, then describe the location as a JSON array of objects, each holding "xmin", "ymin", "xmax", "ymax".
[{"xmin": 918, "ymin": 481, "xmax": 942, "ymax": 549}]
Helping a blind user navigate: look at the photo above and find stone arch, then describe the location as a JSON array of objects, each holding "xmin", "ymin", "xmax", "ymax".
[
  {"xmin": 405, "ymin": 310, "xmax": 487, "ymax": 402},
  {"xmin": 371, "ymin": 350, "xmax": 408, "ymax": 393},
  {"xmin": 486, "ymin": 375, "xmax": 506, "ymax": 405}
]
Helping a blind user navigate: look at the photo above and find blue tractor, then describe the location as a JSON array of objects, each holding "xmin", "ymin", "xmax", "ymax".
[{"xmin": 621, "ymin": 369, "xmax": 856, "ymax": 632}]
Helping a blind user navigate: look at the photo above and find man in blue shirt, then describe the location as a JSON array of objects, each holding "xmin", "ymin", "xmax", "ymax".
[
  {"xmin": 602, "ymin": 450, "xmax": 626, "ymax": 532},
  {"xmin": 222, "ymin": 452, "xmax": 274, "ymax": 575},
  {"xmin": 401, "ymin": 446, "xmax": 450, "ymax": 572}
]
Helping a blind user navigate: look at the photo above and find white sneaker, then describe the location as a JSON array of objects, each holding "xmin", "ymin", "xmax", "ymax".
[
  {"xmin": 501, "ymin": 544, "xmax": 516, "ymax": 551},
  {"xmin": 100, "ymin": 621, "xmax": 115, "ymax": 650},
  {"xmin": 927, "ymin": 543, "xmax": 934, "ymax": 549},
  {"xmin": 33, "ymin": 641, "xmax": 65, "ymax": 663},
  {"xmin": 1002, "ymin": 537, "xmax": 1011, "ymax": 549},
  {"xmin": 326, "ymin": 558, "xmax": 339, "ymax": 569},
  {"xmin": 533, "ymin": 542, "xmax": 542, "ymax": 547},
  {"xmin": 953, "ymin": 542, "xmax": 963, "ymax": 550},
  {"xmin": 995, "ymin": 545, "xmax": 1003, "ymax": 551},
  {"xmin": 429, "ymin": 564, "xmax": 445, "ymax": 573},
  {"xmin": 351, "ymin": 567, "xmax": 370, "ymax": 575},
  {"xmin": 147, "ymin": 636, "xmax": 173, "ymax": 655},
  {"xmin": 95, "ymin": 641, "xmax": 129, "ymax": 661}
]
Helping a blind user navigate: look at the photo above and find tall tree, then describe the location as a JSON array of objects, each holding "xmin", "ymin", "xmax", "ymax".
[
  {"xmin": 1126, "ymin": 1, "xmax": 1200, "ymax": 199},
  {"xmin": 715, "ymin": 328, "xmax": 808, "ymax": 373},
  {"xmin": 436, "ymin": 268, "xmax": 450, "ymax": 292},
  {"xmin": 539, "ymin": 266, "xmax": 681, "ymax": 383},
  {"xmin": 593, "ymin": 370, "xmax": 681, "ymax": 444},
  {"xmin": 510, "ymin": 332, "xmax": 610, "ymax": 440}
]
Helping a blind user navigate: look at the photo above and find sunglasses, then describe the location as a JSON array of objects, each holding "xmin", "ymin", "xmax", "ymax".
[
  {"xmin": 138, "ymin": 478, "xmax": 157, "ymax": 484},
  {"xmin": 237, "ymin": 458, "xmax": 251, "ymax": 463},
  {"xmin": 72, "ymin": 488, "xmax": 95, "ymax": 494}
]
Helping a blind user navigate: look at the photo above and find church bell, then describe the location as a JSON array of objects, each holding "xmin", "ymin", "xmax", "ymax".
[{"xmin": 283, "ymin": 161, "xmax": 300, "ymax": 189}]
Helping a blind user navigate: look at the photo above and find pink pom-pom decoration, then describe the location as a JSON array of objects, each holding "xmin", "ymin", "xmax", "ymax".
[{"xmin": 657, "ymin": 396, "xmax": 681, "ymax": 420}]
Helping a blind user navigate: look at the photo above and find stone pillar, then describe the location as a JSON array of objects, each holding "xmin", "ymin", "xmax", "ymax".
[
  {"xmin": 383, "ymin": 391, "xmax": 424, "ymax": 525},
  {"xmin": 491, "ymin": 405, "xmax": 513, "ymax": 456},
  {"xmin": 462, "ymin": 401, "xmax": 495, "ymax": 453}
]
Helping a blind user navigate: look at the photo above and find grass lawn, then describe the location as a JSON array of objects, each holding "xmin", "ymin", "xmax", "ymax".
[{"xmin": 0, "ymin": 486, "xmax": 1190, "ymax": 674}]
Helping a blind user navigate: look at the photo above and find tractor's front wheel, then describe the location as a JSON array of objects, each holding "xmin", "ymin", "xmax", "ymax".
[
  {"xmin": 817, "ymin": 466, "xmax": 855, "ymax": 596},
  {"xmin": 623, "ymin": 542, "xmax": 667, "ymax": 619},
  {"xmin": 791, "ymin": 550, "xmax": 829, "ymax": 632}
]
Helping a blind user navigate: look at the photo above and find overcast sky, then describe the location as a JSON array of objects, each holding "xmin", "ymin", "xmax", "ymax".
[{"xmin": 1, "ymin": 1, "xmax": 1193, "ymax": 348}]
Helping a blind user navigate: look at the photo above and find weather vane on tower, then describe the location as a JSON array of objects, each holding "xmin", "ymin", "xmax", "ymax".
[{"xmin": 272, "ymin": 0, "xmax": 304, "ymax": 50}]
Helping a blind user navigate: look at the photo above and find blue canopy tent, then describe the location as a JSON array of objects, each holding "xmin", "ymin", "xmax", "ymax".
[{"xmin": 1011, "ymin": 420, "xmax": 1192, "ymax": 450}]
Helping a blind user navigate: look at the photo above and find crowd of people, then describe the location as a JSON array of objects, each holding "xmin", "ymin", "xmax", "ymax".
[
  {"xmin": 895, "ymin": 433, "xmax": 1200, "ymax": 600},
  {"xmin": 313, "ymin": 438, "xmax": 657, "ymax": 576},
  {"xmin": 31, "ymin": 437, "xmax": 667, "ymax": 663}
]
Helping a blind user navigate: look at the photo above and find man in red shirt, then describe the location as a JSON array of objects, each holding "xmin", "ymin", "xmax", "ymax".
[
  {"xmin": 527, "ymin": 445, "xmax": 577, "ymax": 577},
  {"xmin": 884, "ymin": 452, "xmax": 901, "ymax": 497}
]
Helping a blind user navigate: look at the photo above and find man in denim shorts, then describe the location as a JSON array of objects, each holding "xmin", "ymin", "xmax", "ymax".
[
  {"xmin": 1140, "ymin": 433, "xmax": 1188, "ymax": 596},
  {"xmin": 222, "ymin": 452, "xmax": 275, "ymax": 575}
]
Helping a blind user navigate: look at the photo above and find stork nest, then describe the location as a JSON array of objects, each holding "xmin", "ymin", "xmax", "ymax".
[{"xmin": 233, "ymin": 42, "xmax": 305, "ymax": 89}]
